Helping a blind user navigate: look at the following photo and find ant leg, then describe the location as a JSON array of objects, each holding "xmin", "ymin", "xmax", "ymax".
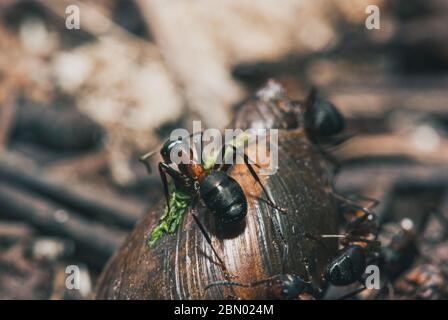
[
  {"xmin": 345, "ymin": 211, "xmax": 378, "ymax": 234},
  {"xmin": 229, "ymin": 145, "xmax": 290, "ymax": 264},
  {"xmin": 335, "ymin": 271, "xmax": 377, "ymax": 300},
  {"xmin": 158, "ymin": 163, "xmax": 171, "ymax": 210},
  {"xmin": 352, "ymin": 194, "xmax": 380, "ymax": 210},
  {"xmin": 214, "ymin": 143, "xmax": 285, "ymax": 215},
  {"xmin": 332, "ymin": 192, "xmax": 378, "ymax": 215},
  {"xmin": 333, "ymin": 192, "xmax": 380, "ymax": 233},
  {"xmin": 255, "ymin": 197, "xmax": 287, "ymax": 214},
  {"xmin": 253, "ymin": 201, "xmax": 289, "ymax": 269},
  {"xmin": 225, "ymin": 144, "xmax": 285, "ymax": 213},
  {"xmin": 214, "ymin": 144, "xmax": 283, "ymax": 214},
  {"xmin": 236, "ymin": 148, "xmax": 290, "ymax": 266},
  {"xmin": 432, "ymin": 210, "xmax": 448, "ymax": 237},
  {"xmin": 336, "ymin": 285, "xmax": 367, "ymax": 300},
  {"xmin": 159, "ymin": 162, "xmax": 190, "ymax": 211},
  {"xmin": 303, "ymin": 232, "xmax": 330, "ymax": 253},
  {"xmin": 189, "ymin": 199, "xmax": 231, "ymax": 277},
  {"xmin": 319, "ymin": 234, "xmax": 381, "ymax": 249},
  {"xmin": 331, "ymin": 189, "xmax": 378, "ymax": 209},
  {"xmin": 337, "ymin": 268, "xmax": 384, "ymax": 300},
  {"xmin": 191, "ymin": 214, "xmax": 228, "ymax": 273},
  {"xmin": 205, "ymin": 281, "xmax": 250, "ymax": 291}
]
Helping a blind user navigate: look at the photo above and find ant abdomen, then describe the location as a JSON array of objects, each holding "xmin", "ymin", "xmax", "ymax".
[
  {"xmin": 326, "ymin": 245, "xmax": 367, "ymax": 286},
  {"xmin": 199, "ymin": 171, "xmax": 248, "ymax": 224}
]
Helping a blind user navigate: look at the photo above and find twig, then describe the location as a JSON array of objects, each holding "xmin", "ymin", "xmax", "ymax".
[
  {"xmin": 0, "ymin": 93, "xmax": 15, "ymax": 148},
  {"xmin": 334, "ymin": 134, "xmax": 448, "ymax": 164},
  {"xmin": 0, "ymin": 182, "xmax": 126, "ymax": 268},
  {"xmin": 335, "ymin": 163, "xmax": 448, "ymax": 193},
  {"xmin": 0, "ymin": 222, "xmax": 33, "ymax": 244},
  {"xmin": 0, "ymin": 151, "xmax": 144, "ymax": 229}
]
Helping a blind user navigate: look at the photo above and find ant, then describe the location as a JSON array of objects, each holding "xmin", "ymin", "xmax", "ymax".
[
  {"xmin": 374, "ymin": 210, "xmax": 448, "ymax": 299},
  {"xmin": 299, "ymin": 196, "xmax": 381, "ymax": 299},
  {"xmin": 199, "ymin": 119, "xmax": 379, "ymax": 300},
  {"xmin": 296, "ymin": 88, "xmax": 385, "ymax": 297},
  {"xmin": 203, "ymin": 239, "xmax": 378, "ymax": 300},
  {"xmin": 203, "ymin": 199, "xmax": 381, "ymax": 300},
  {"xmin": 140, "ymin": 132, "xmax": 286, "ymax": 271},
  {"xmin": 294, "ymin": 88, "xmax": 381, "ymax": 295},
  {"xmin": 297, "ymin": 88, "xmax": 364, "ymax": 213},
  {"xmin": 324, "ymin": 193, "xmax": 382, "ymax": 286},
  {"xmin": 204, "ymin": 245, "xmax": 376, "ymax": 300}
]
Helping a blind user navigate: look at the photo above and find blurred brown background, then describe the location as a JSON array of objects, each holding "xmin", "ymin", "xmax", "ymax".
[{"xmin": 0, "ymin": 0, "xmax": 447, "ymax": 299}]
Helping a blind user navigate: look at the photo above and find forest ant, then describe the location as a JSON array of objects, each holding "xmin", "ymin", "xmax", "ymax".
[
  {"xmin": 140, "ymin": 132, "xmax": 287, "ymax": 272},
  {"xmin": 204, "ymin": 196, "xmax": 381, "ymax": 299}
]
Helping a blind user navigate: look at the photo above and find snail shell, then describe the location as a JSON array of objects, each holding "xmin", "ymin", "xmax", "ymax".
[
  {"xmin": 230, "ymin": 79, "xmax": 302, "ymax": 130},
  {"xmin": 96, "ymin": 81, "xmax": 339, "ymax": 300}
]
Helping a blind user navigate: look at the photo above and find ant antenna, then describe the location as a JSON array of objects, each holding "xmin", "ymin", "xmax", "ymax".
[
  {"xmin": 319, "ymin": 234, "xmax": 381, "ymax": 248},
  {"xmin": 332, "ymin": 192, "xmax": 378, "ymax": 218},
  {"xmin": 303, "ymin": 232, "xmax": 330, "ymax": 252},
  {"xmin": 205, "ymin": 281, "xmax": 250, "ymax": 291},
  {"xmin": 139, "ymin": 150, "xmax": 157, "ymax": 173}
]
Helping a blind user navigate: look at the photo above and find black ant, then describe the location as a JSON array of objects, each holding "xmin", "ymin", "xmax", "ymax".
[
  {"xmin": 298, "ymin": 88, "xmax": 384, "ymax": 297},
  {"xmin": 203, "ymin": 237, "xmax": 378, "ymax": 300},
  {"xmin": 201, "ymin": 90, "xmax": 354, "ymax": 299},
  {"xmin": 204, "ymin": 200, "xmax": 381, "ymax": 300},
  {"xmin": 298, "ymin": 88, "xmax": 361, "ymax": 210},
  {"xmin": 325, "ymin": 238, "xmax": 379, "ymax": 288},
  {"xmin": 140, "ymin": 133, "xmax": 286, "ymax": 270},
  {"xmin": 374, "ymin": 210, "xmax": 448, "ymax": 299},
  {"xmin": 287, "ymin": 196, "xmax": 380, "ymax": 299}
]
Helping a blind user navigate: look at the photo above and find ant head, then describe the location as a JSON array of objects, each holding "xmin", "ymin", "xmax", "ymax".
[
  {"xmin": 268, "ymin": 274, "xmax": 312, "ymax": 300},
  {"xmin": 326, "ymin": 245, "xmax": 366, "ymax": 286},
  {"xmin": 304, "ymin": 88, "xmax": 345, "ymax": 140},
  {"xmin": 160, "ymin": 138, "xmax": 190, "ymax": 163}
]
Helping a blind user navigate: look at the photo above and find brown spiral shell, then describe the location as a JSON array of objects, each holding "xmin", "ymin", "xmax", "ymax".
[{"xmin": 96, "ymin": 80, "xmax": 339, "ymax": 300}]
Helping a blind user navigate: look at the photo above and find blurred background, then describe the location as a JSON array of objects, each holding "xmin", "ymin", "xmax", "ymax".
[{"xmin": 0, "ymin": 0, "xmax": 447, "ymax": 299}]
